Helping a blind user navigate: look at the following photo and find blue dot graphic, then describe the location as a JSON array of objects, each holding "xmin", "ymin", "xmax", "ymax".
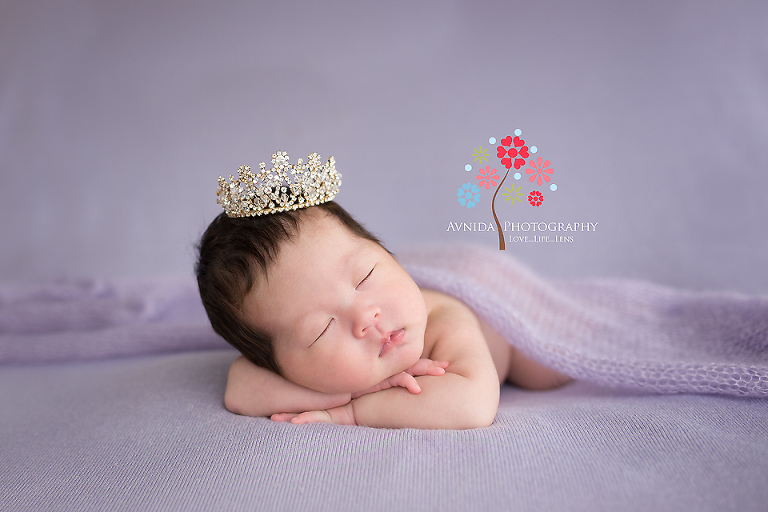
[
  {"xmin": 550, "ymin": 184, "xmax": 557, "ymax": 191},
  {"xmin": 514, "ymin": 172, "xmax": 521, "ymax": 180},
  {"xmin": 514, "ymin": 129, "xmax": 522, "ymax": 136},
  {"xmin": 465, "ymin": 164, "xmax": 472, "ymax": 171},
  {"xmin": 530, "ymin": 146, "xmax": 538, "ymax": 153},
  {"xmin": 489, "ymin": 137, "xmax": 496, "ymax": 145}
]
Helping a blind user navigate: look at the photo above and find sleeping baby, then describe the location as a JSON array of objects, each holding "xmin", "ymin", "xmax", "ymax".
[{"xmin": 196, "ymin": 152, "xmax": 571, "ymax": 429}]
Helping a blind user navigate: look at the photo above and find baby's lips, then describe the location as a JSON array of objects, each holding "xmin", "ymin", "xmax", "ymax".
[{"xmin": 379, "ymin": 328, "xmax": 406, "ymax": 357}]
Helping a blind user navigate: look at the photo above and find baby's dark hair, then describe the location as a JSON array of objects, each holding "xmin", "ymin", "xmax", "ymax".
[{"xmin": 195, "ymin": 201, "xmax": 384, "ymax": 374}]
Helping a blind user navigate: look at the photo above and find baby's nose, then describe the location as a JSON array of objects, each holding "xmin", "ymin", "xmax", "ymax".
[{"xmin": 353, "ymin": 304, "xmax": 380, "ymax": 338}]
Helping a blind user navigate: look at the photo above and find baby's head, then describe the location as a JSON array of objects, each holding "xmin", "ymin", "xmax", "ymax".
[{"xmin": 196, "ymin": 202, "xmax": 427, "ymax": 393}]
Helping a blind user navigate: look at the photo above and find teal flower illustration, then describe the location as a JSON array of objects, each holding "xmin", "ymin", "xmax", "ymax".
[{"xmin": 457, "ymin": 183, "xmax": 480, "ymax": 208}]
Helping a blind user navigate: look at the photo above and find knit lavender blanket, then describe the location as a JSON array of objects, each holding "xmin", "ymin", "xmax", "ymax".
[
  {"xmin": 2, "ymin": 245, "xmax": 767, "ymax": 397},
  {"xmin": 0, "ymin": 277, "xmax": 228, "ymax": 364},
  {"xmin": 400, "ymin": 244, "xmax": 768, "ymax": 397}
]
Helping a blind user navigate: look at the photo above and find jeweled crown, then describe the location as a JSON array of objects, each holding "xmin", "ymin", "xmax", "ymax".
[{"xmin": 216, "ymin": 151, "xmax": 341, "ymax": 217}]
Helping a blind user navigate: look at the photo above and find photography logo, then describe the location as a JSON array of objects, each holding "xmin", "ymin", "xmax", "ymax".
[{"xmin": 456, "ymin": 129, "xmax": 558, "ymax": 250}]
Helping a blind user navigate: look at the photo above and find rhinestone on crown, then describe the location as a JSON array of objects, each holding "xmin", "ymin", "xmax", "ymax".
[{"xmin": 216, "ymin": 151, "xmax": 342, "ymax": 217}]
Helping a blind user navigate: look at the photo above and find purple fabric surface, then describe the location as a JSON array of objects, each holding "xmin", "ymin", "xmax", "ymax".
[
  {"xmin": 2, "ymin": 350, "xmax": 767, "ymax": 512},
  {"xmin": 0, "ymin": 277, "xmax": 227, "ymax": 364}
]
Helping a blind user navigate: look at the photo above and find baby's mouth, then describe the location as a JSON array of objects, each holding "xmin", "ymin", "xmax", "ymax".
[{"xmin": 379, "ymin": 329, "xmax": 405, "ymax": 357}]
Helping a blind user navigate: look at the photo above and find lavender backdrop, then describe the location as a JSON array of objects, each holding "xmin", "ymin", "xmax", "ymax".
[{"xmin": 1, "ymin": 0, "xmax": 767, "ymax": 292}]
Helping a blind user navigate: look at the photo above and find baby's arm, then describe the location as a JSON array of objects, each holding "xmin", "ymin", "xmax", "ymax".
[
  {"xmin": 272, "ymin": 359, "xmax": 449, "ymax": 423},
  {"xmin": 225, "ymin": 356, "xmax": 448, "ymax": 419},
  {"xmin": 224, "ymin": 356, "xmax": 351, "ymax": 417}
]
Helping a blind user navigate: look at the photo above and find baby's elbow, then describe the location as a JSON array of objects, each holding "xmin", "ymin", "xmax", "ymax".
[
  {"xmin": 448, "ymin": 403, "xmax": 496, "ymax": 429},
  {"xmin": 224, "ymin": 384, "xmax": 261, "ymax": 416},
  {"xmin": 223, "ymin": 388, "xmax": 244, "ymax": 415},
  {"xmin": 454, "ymin": 386, "xmax": 499, "ymax": 429},
  {"xmin": 474, "ymin": 378, "xmax": 501, "ymax": 428},
  {"xmin": 478, "ymin": 404, "xmax": 499, "ymax": 428},
  {"xmin": 466, "ymin": 399, "xmax": 498, "ymax": 429}
]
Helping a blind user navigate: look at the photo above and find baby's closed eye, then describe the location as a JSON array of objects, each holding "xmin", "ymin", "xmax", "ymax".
[
  {"xmin": 310, "ymin": 318, "xmax": 333, "ymax": 346},
  {"xmin": 356, "ymin": 265, "xmax": 375, "ymax": 288}
]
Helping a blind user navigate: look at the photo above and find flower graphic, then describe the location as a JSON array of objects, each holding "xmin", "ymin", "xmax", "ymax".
[
  {"xmin": 525, "ymin": 157, "xmax": 553, "ymax": 186},
  {"xmin": 496, "ymin": 135, "xmax": 530, "ymax": 170},
  {"xmin": 501, "ymin": 184, "xmax": 523, "ymax": 204},
  {"xmin": 457, "ymin": 183, "xmax": 481, "ymax": 208},
  {"xmin": 528, "ymin": 190, "xmax": 543, "ymax": 207},
  {"xmin": 476, "ymin": 166, "xmax": 499, "ymax": 189},
  {"xmin": 471, "ymin": 147, "xmax": 489, "ymax": 163}
]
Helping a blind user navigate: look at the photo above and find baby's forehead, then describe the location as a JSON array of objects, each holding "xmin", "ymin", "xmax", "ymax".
[
  {"xmin": 248, "ymin": 214, "xmax": 367, "ymax": 311},
  {"xmin": 273, "ymin": 213, "xmax": 363, "ymax": 266}
]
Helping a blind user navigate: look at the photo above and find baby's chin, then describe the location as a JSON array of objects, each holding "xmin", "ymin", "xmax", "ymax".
[
  {"xmin": 396, "ymin": 342, "xmax": 425, "ymax": 371},
  {"xmin": 327, "ymin": 359, "xmax": 424, "ymax": 395},
  {"xmin": 304, "ymin": 339, "xmax": 425, "ymax": 394}
]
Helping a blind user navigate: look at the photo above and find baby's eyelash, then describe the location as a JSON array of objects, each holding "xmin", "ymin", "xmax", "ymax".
[
  {"xmin": 356, "ymin": 266, "xmax": 375, "ymax": 288},
  {"xmin": 311, "ymin": 318, "xmax": 333, "ymax": 346}
]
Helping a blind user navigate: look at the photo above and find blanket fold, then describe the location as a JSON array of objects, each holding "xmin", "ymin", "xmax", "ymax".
[
  {"xmin": 400, "ymin": 244, "xmax": 768, "ymax": 397},
  {"xmin": 1, "ymin": 245, "xmax": 767, "ymax": 398},
  {"xmin": 0, "ymin": 276, "xmax": 227, "ymax": 364}
]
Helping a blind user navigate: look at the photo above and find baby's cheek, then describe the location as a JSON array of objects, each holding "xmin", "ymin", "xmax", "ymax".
[
  {"xmin": 338, "ymin": 364, "xmax": 380, "ymax": 390},
  {"xmin": 319, "ymin": 354, "xmax": 379, "ymax": 392}
]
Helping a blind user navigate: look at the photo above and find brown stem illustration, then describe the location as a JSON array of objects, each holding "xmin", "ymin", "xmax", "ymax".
[{"xmin": 491, "ymin": 168, "xmax": 510, "ymax": 250}]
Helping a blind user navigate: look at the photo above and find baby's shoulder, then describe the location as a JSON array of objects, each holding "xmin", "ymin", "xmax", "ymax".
[
  {"xmin": 420, "ymin": 288, "xmax": 484, "ymax": 352},
  {"xmin": 421, "ymin": 288, "xmax": 475, "ymax": 320}
]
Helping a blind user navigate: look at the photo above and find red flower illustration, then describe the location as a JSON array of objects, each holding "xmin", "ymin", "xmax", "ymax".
[
  {"xmin": 525, "ymin": 157, "xmax": 553, "ymax": 186},
  {"xmin": 496, "ymin": 135, "xmax": 530, "ymax": 170},
  {"xmin": 476, "ymin": 166, "xmax": 499, "ymax": 189},
  {"xmin": 528, "ymin": 190, "xmax": 543, "ymax": 207}
]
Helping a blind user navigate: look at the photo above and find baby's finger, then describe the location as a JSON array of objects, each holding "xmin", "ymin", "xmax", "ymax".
[
  {"xmin": 406, "ymin": 359, "xmax": 435, "ymax": 375},
  {"xmin": 271, "ymin": 412, "xmax": 298, "ymax": 422},
  {"xmin": 424, "ymin": 361, "xmax": 449, "ymax": 376},
  {"xmin": 392, "ymin": 372, "xmax": 422, "ymax": 394},
  {"xmin": 407, "ymin": 359, "xmax": 449, "ymax": 376},
  {"xmin": 291, "ymin": 410, "xmax": 332, "ymax": 424}
]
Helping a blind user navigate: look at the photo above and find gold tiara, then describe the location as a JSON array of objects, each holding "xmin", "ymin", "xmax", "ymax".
[{"xmin": 216, "ymin": 151, "xmax": 341, "ymax": 217}]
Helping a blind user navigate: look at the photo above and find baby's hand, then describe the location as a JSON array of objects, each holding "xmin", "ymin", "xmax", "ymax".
[
  {"xmin": 271, "ymin": 402, "xmax": 356, "ymax": 426},
  {"xmin": 350, "ymin": 359, "xmax": 449, "ymax": 399}
]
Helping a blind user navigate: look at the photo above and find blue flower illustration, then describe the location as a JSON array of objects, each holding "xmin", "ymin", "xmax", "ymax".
[{"xmin": 457, "ymin": 183, "xmax": 480, "ymax": 209}]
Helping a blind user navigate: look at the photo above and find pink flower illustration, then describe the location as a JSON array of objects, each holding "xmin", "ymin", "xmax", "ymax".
[
  {"xmin": 496, "ymin": 135, "xmax": 530, "ymax": 170},
  {"xmin": 528, "ymin": 190, "xmax": 543, "ymax": 207},
  {"xmin": 525, "ymin": 157, "xmax": 553, "ymax": 186},
  {"xmin": 476, "ymin": 166, "xmax": 499, "ymax": 189}
]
